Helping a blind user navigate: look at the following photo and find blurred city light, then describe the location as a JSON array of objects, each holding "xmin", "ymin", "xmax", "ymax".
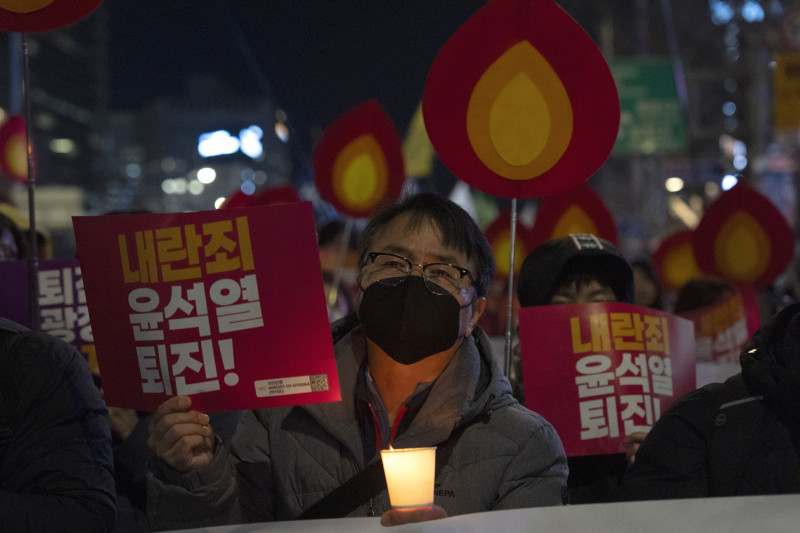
[
  {"xmin": 722, "ymin": 101, "xmax": 737, "ymax": 116},
  {"xmin": 197, "ymin": 167, "xmax": 216, "ymax": 184},
  {"xmin": 198, "ymin": 130, "xmax": 240, "ymax": 157},
  {"xmin": 665, "ymin": 177, "xmax": 685, "ymax": 192},
  {"xmin": 741, "ymin": 1, "xmax": 765, "ymax": 22},
  {"xmin": 125, "ymin": 163, "xmax": 142, "ymax": 178},
  {"xmin": 188, "ymin": 180, "xmax": 205, "ymax": 195},
  {"xmin": 49, "ymin": 138, "xmax": 76, "ymax": 154},
  {"xmin": 274, "ymin": 122, "xmax": 289, "ymax": 142},
  {"xmin": 709, "ymin": 0, "xmax": 735, "ymax": 25},
  {"xmin": 721, "ymin": 174, "xmax": 739, "ymax": 190},
  {"xmin": 705, "ymin": 181, "xmax": 721, "ymax": 197},
  {"xmin": 239, "ymin": 126, "xmax": 264, "ymax": 158},
  {"xmin": 162, "ymin": 179, "xmax": 177, "ymax": 194},
  {"xmin": 173, "ymin": 177, "xmax": 188, "ymax": 194}
]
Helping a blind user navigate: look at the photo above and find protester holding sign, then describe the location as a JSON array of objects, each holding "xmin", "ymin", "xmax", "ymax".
[
  {"xmin": 625, "ymin": 302, "xmax": 800, "ymax": 499},
  {"xmin": 145, "ymin": 193, "xmax": 568, "ymax": 528},
  {"xmin": 515, "ymin": 234, "xmax": 645, "ymax": 504}
]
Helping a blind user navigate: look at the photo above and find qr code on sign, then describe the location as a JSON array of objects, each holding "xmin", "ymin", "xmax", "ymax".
[{"xmin": 310, "ymin": 374, "xmax": 329, "ymax": 392}]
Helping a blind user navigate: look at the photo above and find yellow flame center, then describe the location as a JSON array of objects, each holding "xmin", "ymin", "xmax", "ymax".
[
  {"xmin": 5, "ymin": 134, "xmax": 27, "ymax": 178},
  {"xmin": 551, "ymin": 206, "xmax": 597, "ymax": 239},
  {"xmin": 467, "ymin": 40, "xmax": 573, "ymax": 180},
  {"xmin": 0, "ymin": 0, "xmax": 56, "ymax": 14},
  {"xmin": 665, "ymin": 241, "xmax": 701, "ymax": 288},
  {"xmin": 715, "ymin": 211, "xmax": 770, "ymax": 281},
  {"xmin": 332, "ymin": 135, "xmax": 388, "ymax": 211},
  {"xmin": 492, "ymin": 229, "xmax": 526, "ymax": 276}
]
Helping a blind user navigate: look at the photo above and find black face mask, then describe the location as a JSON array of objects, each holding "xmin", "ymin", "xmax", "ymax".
[{"xmin": 358, "ymin": 276, "xmax": 464, "ymax": 365}]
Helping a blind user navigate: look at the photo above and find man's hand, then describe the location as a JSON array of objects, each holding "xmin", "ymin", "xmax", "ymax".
[
  {"xmin": 380, "ymin": 505, "xmax": 447, "ymax": 527},
  {"xmin": 147, "ymin": 395, "xmax": 215, "ymax": 472},
  {"xmin": 623, "ymin": 431, "xmax": 648, "ymax": 465}
]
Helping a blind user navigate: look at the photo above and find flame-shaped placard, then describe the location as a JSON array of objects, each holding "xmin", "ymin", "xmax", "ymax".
[
  {"xmin": 0, "ymin": 0, "xmax": 103, "ymax": 33},
  {"xmin": 529, "ymin": 182, "xmax": 617, "ymax": 247},
  {"xmin": 693, "ymin": 181, "xmax": 793, "ymax": 287},
  {"xmin": 484, "ymin": 213, "xmax": 534, "ymax": 279},
  {"xmin": 652, "ymin": 230, "xmax": 704, "ymax": 291},
  {"xmin": 423, "ymin": 0, "xmax": 619, "ymax": 199},
  {"xmin": 222, "ymin": 186, "xmax": 300, "ymax": 210},
  {"xmin": 0, "ymin": 115, "xmax": 29, "ymax": 183},
  {"xmin": 314, "ymin": 101, "xmax": 405, "ymax": 219}
]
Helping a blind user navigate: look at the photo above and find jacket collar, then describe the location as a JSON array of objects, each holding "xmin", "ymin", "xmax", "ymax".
[{"xmin": 301, "ymin": 324, "xmax": 516, "ymax": 464}]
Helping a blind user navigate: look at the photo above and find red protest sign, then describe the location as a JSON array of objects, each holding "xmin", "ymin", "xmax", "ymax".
[
  {"xmin": 519, "ymin": 302, "xmax": 695, "ymax": 457},
  {"xmin": 678, "ymin": 287, "xmax": 759, "ymax": 387},
  {"xmin": 73, "ymin": 202, "xmax": 340, "ymax": 412}
]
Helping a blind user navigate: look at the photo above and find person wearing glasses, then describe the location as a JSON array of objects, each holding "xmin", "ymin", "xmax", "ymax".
[{"xmin": 146, "ymin": 193, "xmax": 568, "ymax": 529}]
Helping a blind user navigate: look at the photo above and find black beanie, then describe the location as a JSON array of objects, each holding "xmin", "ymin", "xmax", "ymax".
[{"xmin": 517, "ymin": 234, "xmax": 634, "ymax": 307}]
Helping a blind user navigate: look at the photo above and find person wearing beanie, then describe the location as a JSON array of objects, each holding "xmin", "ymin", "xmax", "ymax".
[
  {"xmin": 514, "ymin": 234, "xmax": 637, "ymax": 504},
  {"xmin": 624, "ymin": 302, "xmax": 800, "ymax": 499},
  {"xmin": 517, "ymin": 233, "xmax": 633, "ymax": 308}
]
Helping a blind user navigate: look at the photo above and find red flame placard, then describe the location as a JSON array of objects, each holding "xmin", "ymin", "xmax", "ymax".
[
  {"xmin": 529, "ymin": 182, "xmax": 618, "ymax": 247},
  {"xmin": 0, "ymin": 0, "xmax": 103, "ymax": 33},
  {"xmin": 313, "ymin": 101, "xmax": 405, "ymax": 219},
  {"xmin": 222, "ymin": 186, "xmax": 300, "ymax": 210},
  {"xmin": 0, "ymin": 115, "xmax": 29, "ymax": 183},
  {"xmin": 484, "ymin": 213, "xmax": 535, "ymax": 279},
  {"xmin": 652, "ymin": 230, "xmax": 704, "ymax": 291},
  {"xmin": 693, "ymin": 181, "xmax": 793, "ymax": 287},
  {"xmin": 423, "ymin": 0, "xmax": 619, "ymax": 199}
]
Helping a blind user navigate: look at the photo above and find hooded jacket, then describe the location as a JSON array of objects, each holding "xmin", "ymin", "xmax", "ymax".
[
  {"xmin": 147, "ymin": 322, "xmax": 568, "ymax": 529},
  {"xmin": 624, "ymin": 303, "xmax": 800, "ymax": 499}
]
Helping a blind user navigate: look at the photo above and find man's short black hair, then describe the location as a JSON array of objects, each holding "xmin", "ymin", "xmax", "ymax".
[{"xmin": 358, "ymin": 193, "xmax": 495, "ymax": 298}]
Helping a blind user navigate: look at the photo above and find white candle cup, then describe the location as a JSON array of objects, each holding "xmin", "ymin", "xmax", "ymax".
[{"xmin": 380, "ymin": 446, "xmax": 437, "ymax": 509}]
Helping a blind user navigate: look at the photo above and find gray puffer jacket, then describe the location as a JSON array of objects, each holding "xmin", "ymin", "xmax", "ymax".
[{"xmin": 147, "ymin": 324, "xmax": 568, "ymax": 529}]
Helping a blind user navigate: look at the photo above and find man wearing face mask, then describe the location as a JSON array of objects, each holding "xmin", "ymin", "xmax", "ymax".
[{"xmin": 147, "ymin": 193, "xmax": 568, "ymax": 529}]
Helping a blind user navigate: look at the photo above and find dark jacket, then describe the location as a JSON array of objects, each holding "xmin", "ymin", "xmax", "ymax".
[
  {"xmin": 624, "ymin": 303, "xmax": 800, "ymax": 499},
  {"xmin": 0, "ymin": 318, "xmax": 116, "ymax": 531},
  {"xmin": 147, "ymin": 323, "xmax": 568, "ymax": 528}
]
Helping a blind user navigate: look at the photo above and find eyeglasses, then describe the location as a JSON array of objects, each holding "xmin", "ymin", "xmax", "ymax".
[{"xmin": 361, "ymin": 252, "xmax": 475, "ymax": 296}]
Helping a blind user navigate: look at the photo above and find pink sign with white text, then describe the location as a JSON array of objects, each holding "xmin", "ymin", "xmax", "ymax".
[
  {"xmin": 73, "ymin": 202, "xmax": 340, "ymax": 412},
  {"xmin": 519, "ymin": 302, "xmax": 695, "ymax": 457}
]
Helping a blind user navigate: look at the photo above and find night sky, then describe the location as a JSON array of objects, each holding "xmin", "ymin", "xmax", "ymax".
[
  {"xmin": 107, "ymin": 1, "xmax": 487, "ymax": 145},
  {"xmin": 104, "ymin": 1, "xmax": 610, "ymax": 156}
]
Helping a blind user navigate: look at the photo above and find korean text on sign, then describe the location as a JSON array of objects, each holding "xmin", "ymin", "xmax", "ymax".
[
  {"xmin": 118, "ymin": 216, "xmax": 261, "ymax": 397},
  {"xmin": 571, "ymin": 311, "xmax": 673, "ymax": 441}
]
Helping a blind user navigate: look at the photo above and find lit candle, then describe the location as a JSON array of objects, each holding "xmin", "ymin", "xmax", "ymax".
[{"xmin": 380, "ymin": 446, "xmax": 437, "ymax": 509}]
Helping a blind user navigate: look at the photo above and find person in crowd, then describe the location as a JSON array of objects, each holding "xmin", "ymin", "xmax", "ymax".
[
  {"xmin": 624, "ymin": 302, "xmax": 800, "ymax": 498},
  {"xmin": 0, "ymin": 317, "xmax": 116, "ymax": 531},
  {"xmin": 515, "ymin": 233, "xmax": 643, "ymax": 504},
  {"xmin": 0, "ymin": 210, "xmax": 27, "ymax": 260},
  {"xmin": 317, "ymin": 219, "xmax": 360, "ymax": 322},
  {"xmin": 94, "ymin": 371, "xmax": 242, "ymax": 533},
  {"xmin": 673, "ymin": 277, "xmax": 734, "ymax": 315},
  {"xmin": 146, "ymin": 193, "xmax": 568, "ymax": 528},
  {"xmin": 632, "ymin": 259, "xmax": 664, "ymax": 310},
  {"xmin": 0, "ymin": 203, "xmax": 52, "ymax": 260}
]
